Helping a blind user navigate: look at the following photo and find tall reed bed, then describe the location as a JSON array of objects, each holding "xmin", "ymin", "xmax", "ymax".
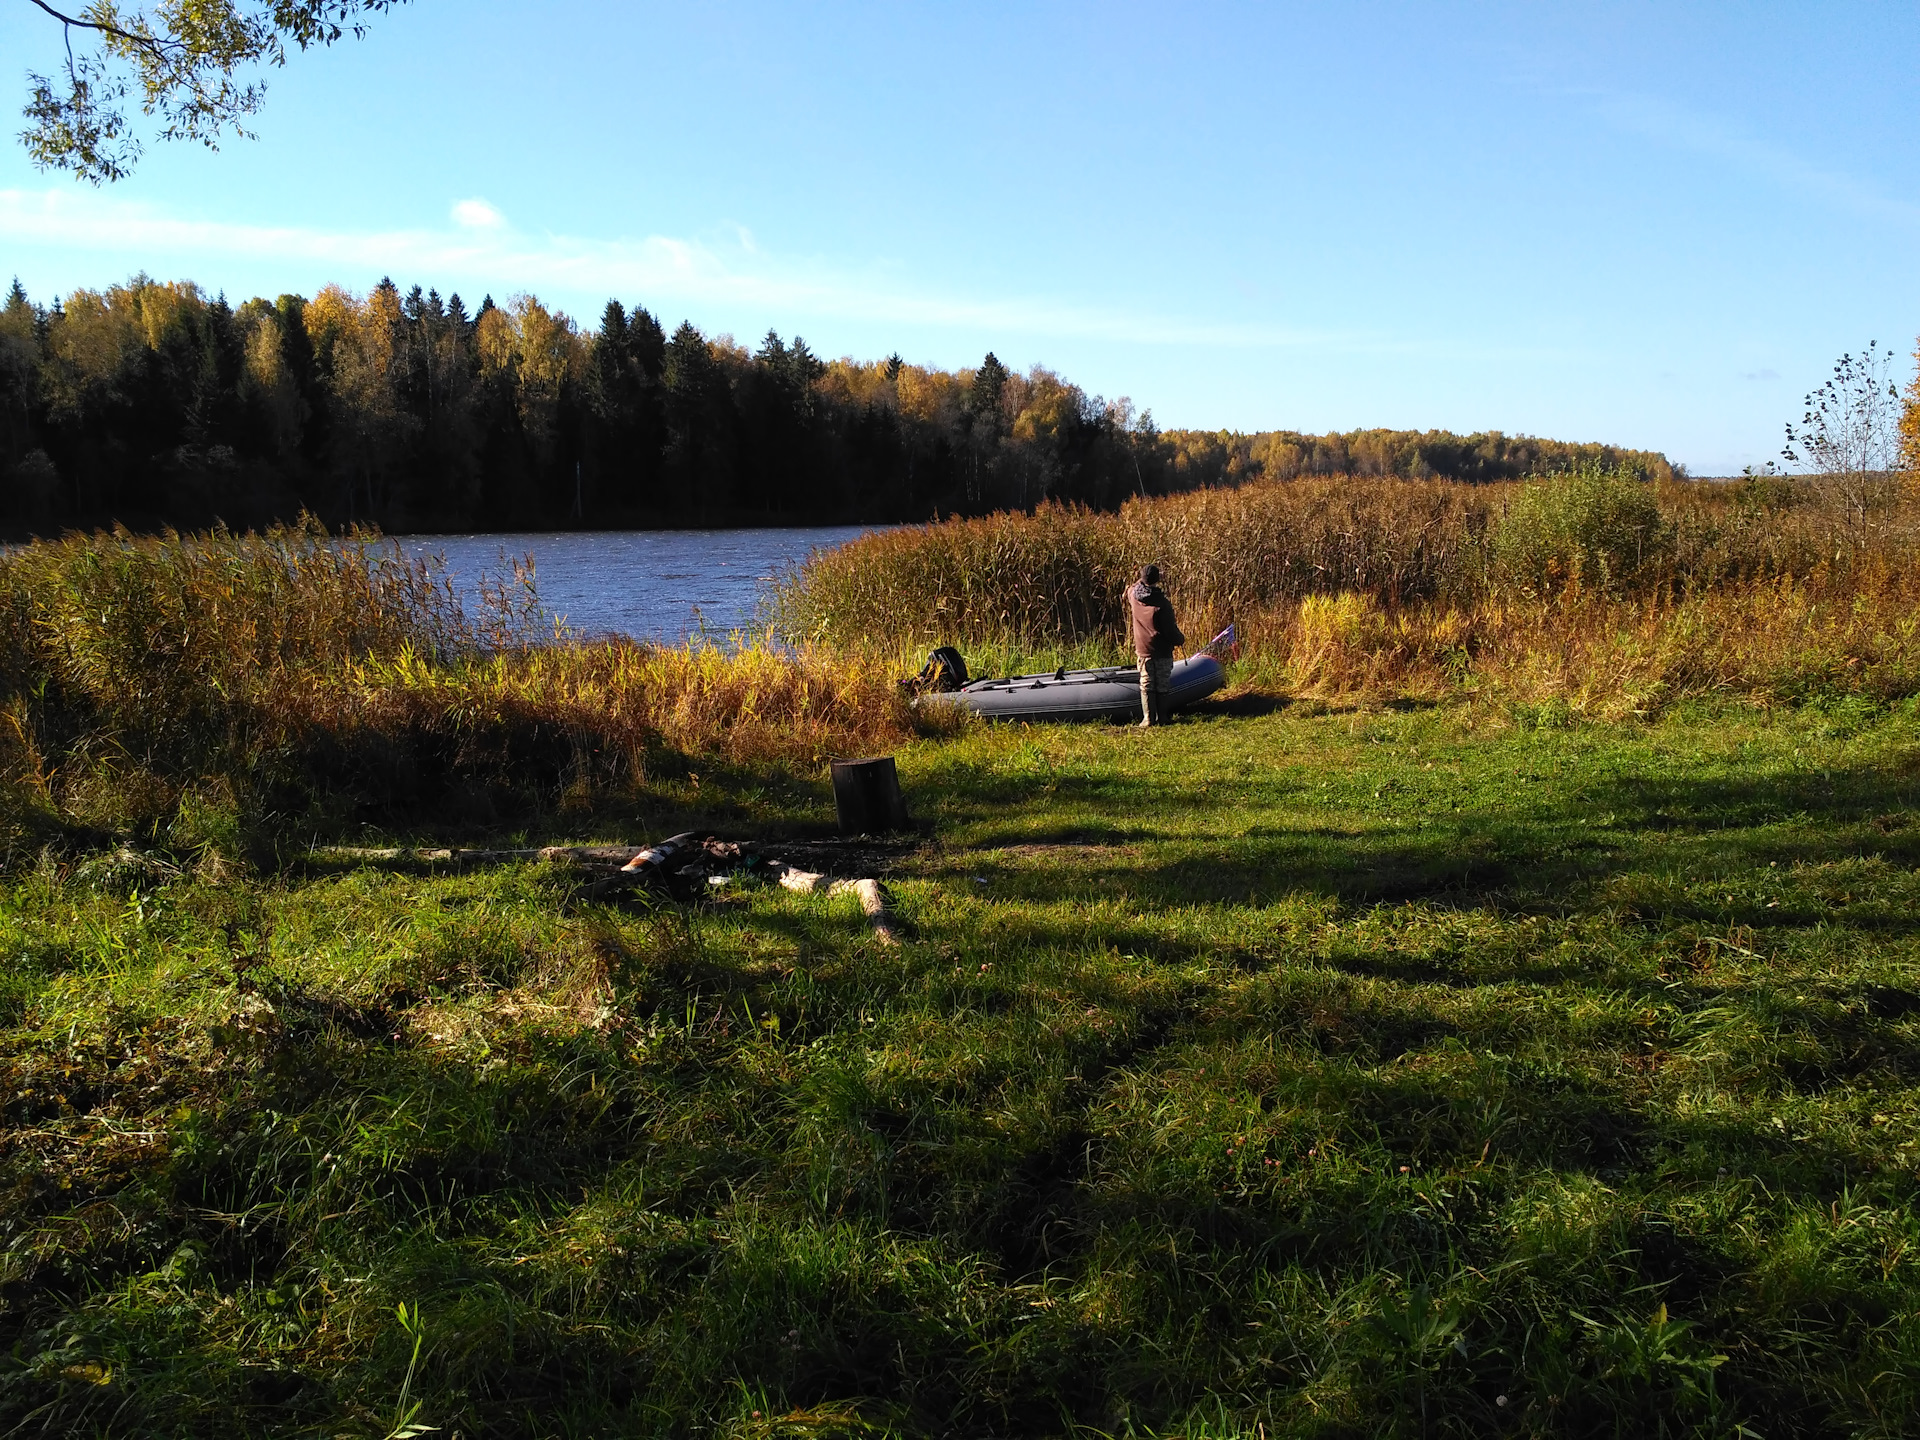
[
  {"xmin": 774, "ymin": 477, "xmax": 1500, "ymax": 649},
  {"xmin": 0, "ymin": 525, "xmax": 915, "ymax": 857},
  {"xmin": 777, "ymin": 469, "xmax": 1920, "ymax": 714},
  {"xmin": 778, "ymin": 472, "xmax": 1916, "ymax": 648},
  {"xmin": 0, "ymin": 521, "xmax": 460, "ymax": 755},
  {"xmin": 320, "ymin": 641, "xmax": 912, "ymax": 792},
  {"xmin": 1225, "ymin": 562, "xmax": 1920, "ymax": 716}
]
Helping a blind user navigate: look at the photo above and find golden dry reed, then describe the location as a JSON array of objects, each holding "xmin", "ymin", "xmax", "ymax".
[
  {"xmin": 775, "ymin": 477, "xmax": 1495, "ymax": 650},
  {"xmin": 5, "ymin": 472, "xmax": 1917, "ymax": 854},
  {"xmin": 779, "ymin": 469, "xmax": 1920, "ymax": 717},
  {"xmin": 0, "ymin": 522, "xmax": 917, "ymax": 852},
  {"xmin": 323, "ymin": 641, "xmax": 915, "ymax": 781}
]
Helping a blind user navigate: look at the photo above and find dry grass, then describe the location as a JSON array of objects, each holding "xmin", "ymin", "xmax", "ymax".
[
  {"xmin": 1223, "ymin": 561, "xmax": 1920, "ymax": 716},
  {"xmin": 7, "ymin": 474, "xmax": 1918, "ymax": 857},
  {"xmin": 0, "ymin": 524, "xmax": 918, "ymax": 855},
  {"xmin": 779, "ymin": 470, "xmax": 1920, "ymax": 717},
  {"xmin": 774, "ymin": 478, "xmax": 1497, "ymax": 650},
  {"xmin": 311, "ymin": 640, "xmax": 917, "ymax": 790}
]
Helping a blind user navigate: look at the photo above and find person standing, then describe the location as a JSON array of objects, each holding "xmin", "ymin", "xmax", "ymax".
[{"xmin": 1128, "ymin": 563, "xmax": 1184, "ymax": 727}]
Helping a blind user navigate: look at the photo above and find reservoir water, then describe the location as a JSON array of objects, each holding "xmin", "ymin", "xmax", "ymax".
[{"xmin": 402, "ymin": 526, "xmax": 881, "ymax": 644}]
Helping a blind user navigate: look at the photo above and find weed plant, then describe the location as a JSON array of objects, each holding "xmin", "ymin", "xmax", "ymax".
[{"xmin": 1492, "ymin": 467, "xmax": 1672, "ymax": 596}]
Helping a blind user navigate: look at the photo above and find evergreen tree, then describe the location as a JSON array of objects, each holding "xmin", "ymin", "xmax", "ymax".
[
  {"xmin": 587, "ymin": 299, "xmax": 661, "ymax": 517},
  {"xmin": 0, "ymin": 280, "xmax": 38, "ymax": 483},
  {"xmin": 662, "ymin": 321, "xmax": 733, "ymax": 509},
  {"xmin": 787, "ymin": 336, "xmax": 824, "ymax": 390},
  {"xmin": 273, "ymin": 293, "xmax": 321, "ymax": 467},
  {"xmin": 629, "ymin": 305, "xmax": 666, "ymax": 380},
  {"xmin": 963, "ymin": 351, "xmax": 1010, "ymax": 505},
  {"xmin": 663, "ymin": 321, "xmax": 710, "ymax": 394},
  {"xmin": 970, "ymin": 352, "xmax": 1009, "ymax": 433}
]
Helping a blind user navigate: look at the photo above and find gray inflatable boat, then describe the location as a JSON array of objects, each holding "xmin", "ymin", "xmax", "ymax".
[{"xmin": 916, "ymin": 653, "xmax": 1225, "ymax": 723}]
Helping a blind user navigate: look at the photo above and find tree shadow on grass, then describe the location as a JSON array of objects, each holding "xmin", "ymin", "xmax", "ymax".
[
  {"xmin": 9, "ymin": 896, "xmax": 1913, "ymax": 1438},
  {"xmin": 1590, "ymin": 762, "xmax": 1920, "ymax": 852},
  {"xmin": 934, "ymin": 823, "xmax": 1577, "ymax": 912},
  {"xmin": 1185, "ymin": 692, "xmax": 1298, "ymax": 719},
  {"xmin": 910, "ymin": 752, "xmax": 1920, "ymax": 927},
  {"xmin": 15, "ymin": 739, "xmax": 1920, "ymax": 1435}
]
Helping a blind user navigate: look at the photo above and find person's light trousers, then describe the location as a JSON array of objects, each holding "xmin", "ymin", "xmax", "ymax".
[{"xmin": 1138, "ymin": 657, "xmax": 1174, "ymax": 726}]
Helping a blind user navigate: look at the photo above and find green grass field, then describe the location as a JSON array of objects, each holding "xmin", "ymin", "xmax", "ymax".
[{"xmin": 3, "ymin": 696, "xmax": 1918, "ymax": 1438}]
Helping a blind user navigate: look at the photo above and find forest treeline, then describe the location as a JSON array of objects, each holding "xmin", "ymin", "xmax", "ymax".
[
  {"xmin": 0, "ymin": 274, "xmax": 1674, "ymax": 535},
  {"xmin": 1157, "ymin": 426, "xmax": 1675, "ymax": 489}
]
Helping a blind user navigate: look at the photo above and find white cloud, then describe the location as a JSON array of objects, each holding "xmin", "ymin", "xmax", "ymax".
[
  {"xmin": 451, "ymin": 197, "xmax": 506, "ymax": 230},
  {"xmin": 0, "ymin": 186, "xmax": 1470, "ymax": 357}
]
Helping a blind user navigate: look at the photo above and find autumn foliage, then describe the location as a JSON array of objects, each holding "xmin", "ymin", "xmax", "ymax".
[{"xmin": 1, "ymin": 273, "xmax": 1671, "ymax": 537}]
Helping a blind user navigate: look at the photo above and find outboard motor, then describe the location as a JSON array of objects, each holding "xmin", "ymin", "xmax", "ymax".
[{"xmin": 900, "ymin": 645, "xmax": 969, "ymax": 694}]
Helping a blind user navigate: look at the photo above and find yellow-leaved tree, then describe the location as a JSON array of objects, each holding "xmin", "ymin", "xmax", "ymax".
[
  {"xmin": 41, "ymin": 277, "xmax": 206, "ymax": 426},
  {"xmin": 308, "ymin": 281, "xmax": 413, "ymax": 519},
  {"xmin": 235, "ymin": 298, "xmax": 307, "ymax": 456},
  {"xmin": 477, "ymin": 295, "xmax": 585, "ymax": 464}
]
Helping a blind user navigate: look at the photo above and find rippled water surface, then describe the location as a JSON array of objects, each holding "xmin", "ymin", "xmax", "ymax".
[{"xmin": 403, "ymin": 526, "xmax": 883, "ymax": 643}]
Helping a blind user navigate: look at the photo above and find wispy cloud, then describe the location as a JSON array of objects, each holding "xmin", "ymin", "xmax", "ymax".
[
  {"xmin": 1484, "ymin": 36, "xmax": 1920, "ymax": 231},
  {"xmin": 0, "ymin": 187, "xmax": 1361, "ymax": 350},
  {"xmin": 1587, "ymin": 91, "xmax": 1920, "ymax": 229}
]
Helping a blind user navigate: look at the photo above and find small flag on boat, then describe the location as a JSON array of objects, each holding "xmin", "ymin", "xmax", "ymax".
[{"xmin": 1204, "ymin": 625, "xmax": 1238, "ymax": 657}]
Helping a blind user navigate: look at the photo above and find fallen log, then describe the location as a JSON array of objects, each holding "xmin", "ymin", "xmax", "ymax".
[
  {"xmin": 313, "ymin": 845, "xmax": 644, "ymax": 867},
  {"xmin": 773, "ymin": 865, "xmax": 900, "ymax": 944}
]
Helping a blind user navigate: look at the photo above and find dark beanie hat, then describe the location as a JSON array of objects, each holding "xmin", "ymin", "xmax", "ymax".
[{"xmin": 1141, "ymin": 563, "xmax": 1161, "ymax": 584}]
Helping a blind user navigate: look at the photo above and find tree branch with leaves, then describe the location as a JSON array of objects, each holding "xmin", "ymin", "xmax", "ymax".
[{"xmin": 19, "ymin": 0, "xmax": 407, "ymax": 183}]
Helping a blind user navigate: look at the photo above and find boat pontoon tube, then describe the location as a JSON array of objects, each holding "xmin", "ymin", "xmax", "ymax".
[{"xmin": 915, "ymin": 653, "xmax": 1224, "ymax": 723}]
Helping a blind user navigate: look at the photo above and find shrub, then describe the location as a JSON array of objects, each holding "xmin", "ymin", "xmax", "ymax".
[
  {"xmin": 1493, "ymin": 466, "xmax": 1672, "ymax": 596},
  {"xmin": 770, "ymin": 503, "xmax": 1130, "ymax": 651}
]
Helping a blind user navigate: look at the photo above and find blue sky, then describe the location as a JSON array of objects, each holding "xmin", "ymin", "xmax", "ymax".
[{"xmin": 2, "ymin": 1, "xmax": 1915, "ymax": 473}]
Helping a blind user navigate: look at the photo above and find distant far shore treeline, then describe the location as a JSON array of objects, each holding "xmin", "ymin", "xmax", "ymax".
[{"xmin": 0, "ymin": 275, "xmax": 1675, "ymax": 536}]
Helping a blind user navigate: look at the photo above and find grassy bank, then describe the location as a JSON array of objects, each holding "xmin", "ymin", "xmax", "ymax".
[
  {"xmin": 2, "ymin": 501, "xmax": 1918, "ymax": 1435},
  {"xmin": 3, "ymin": 697, "xmax": 1919, "ymax": 1436},
  {"xmin": 6, "ymin": 476, "xmax": 1917, "ymax": 861}
]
